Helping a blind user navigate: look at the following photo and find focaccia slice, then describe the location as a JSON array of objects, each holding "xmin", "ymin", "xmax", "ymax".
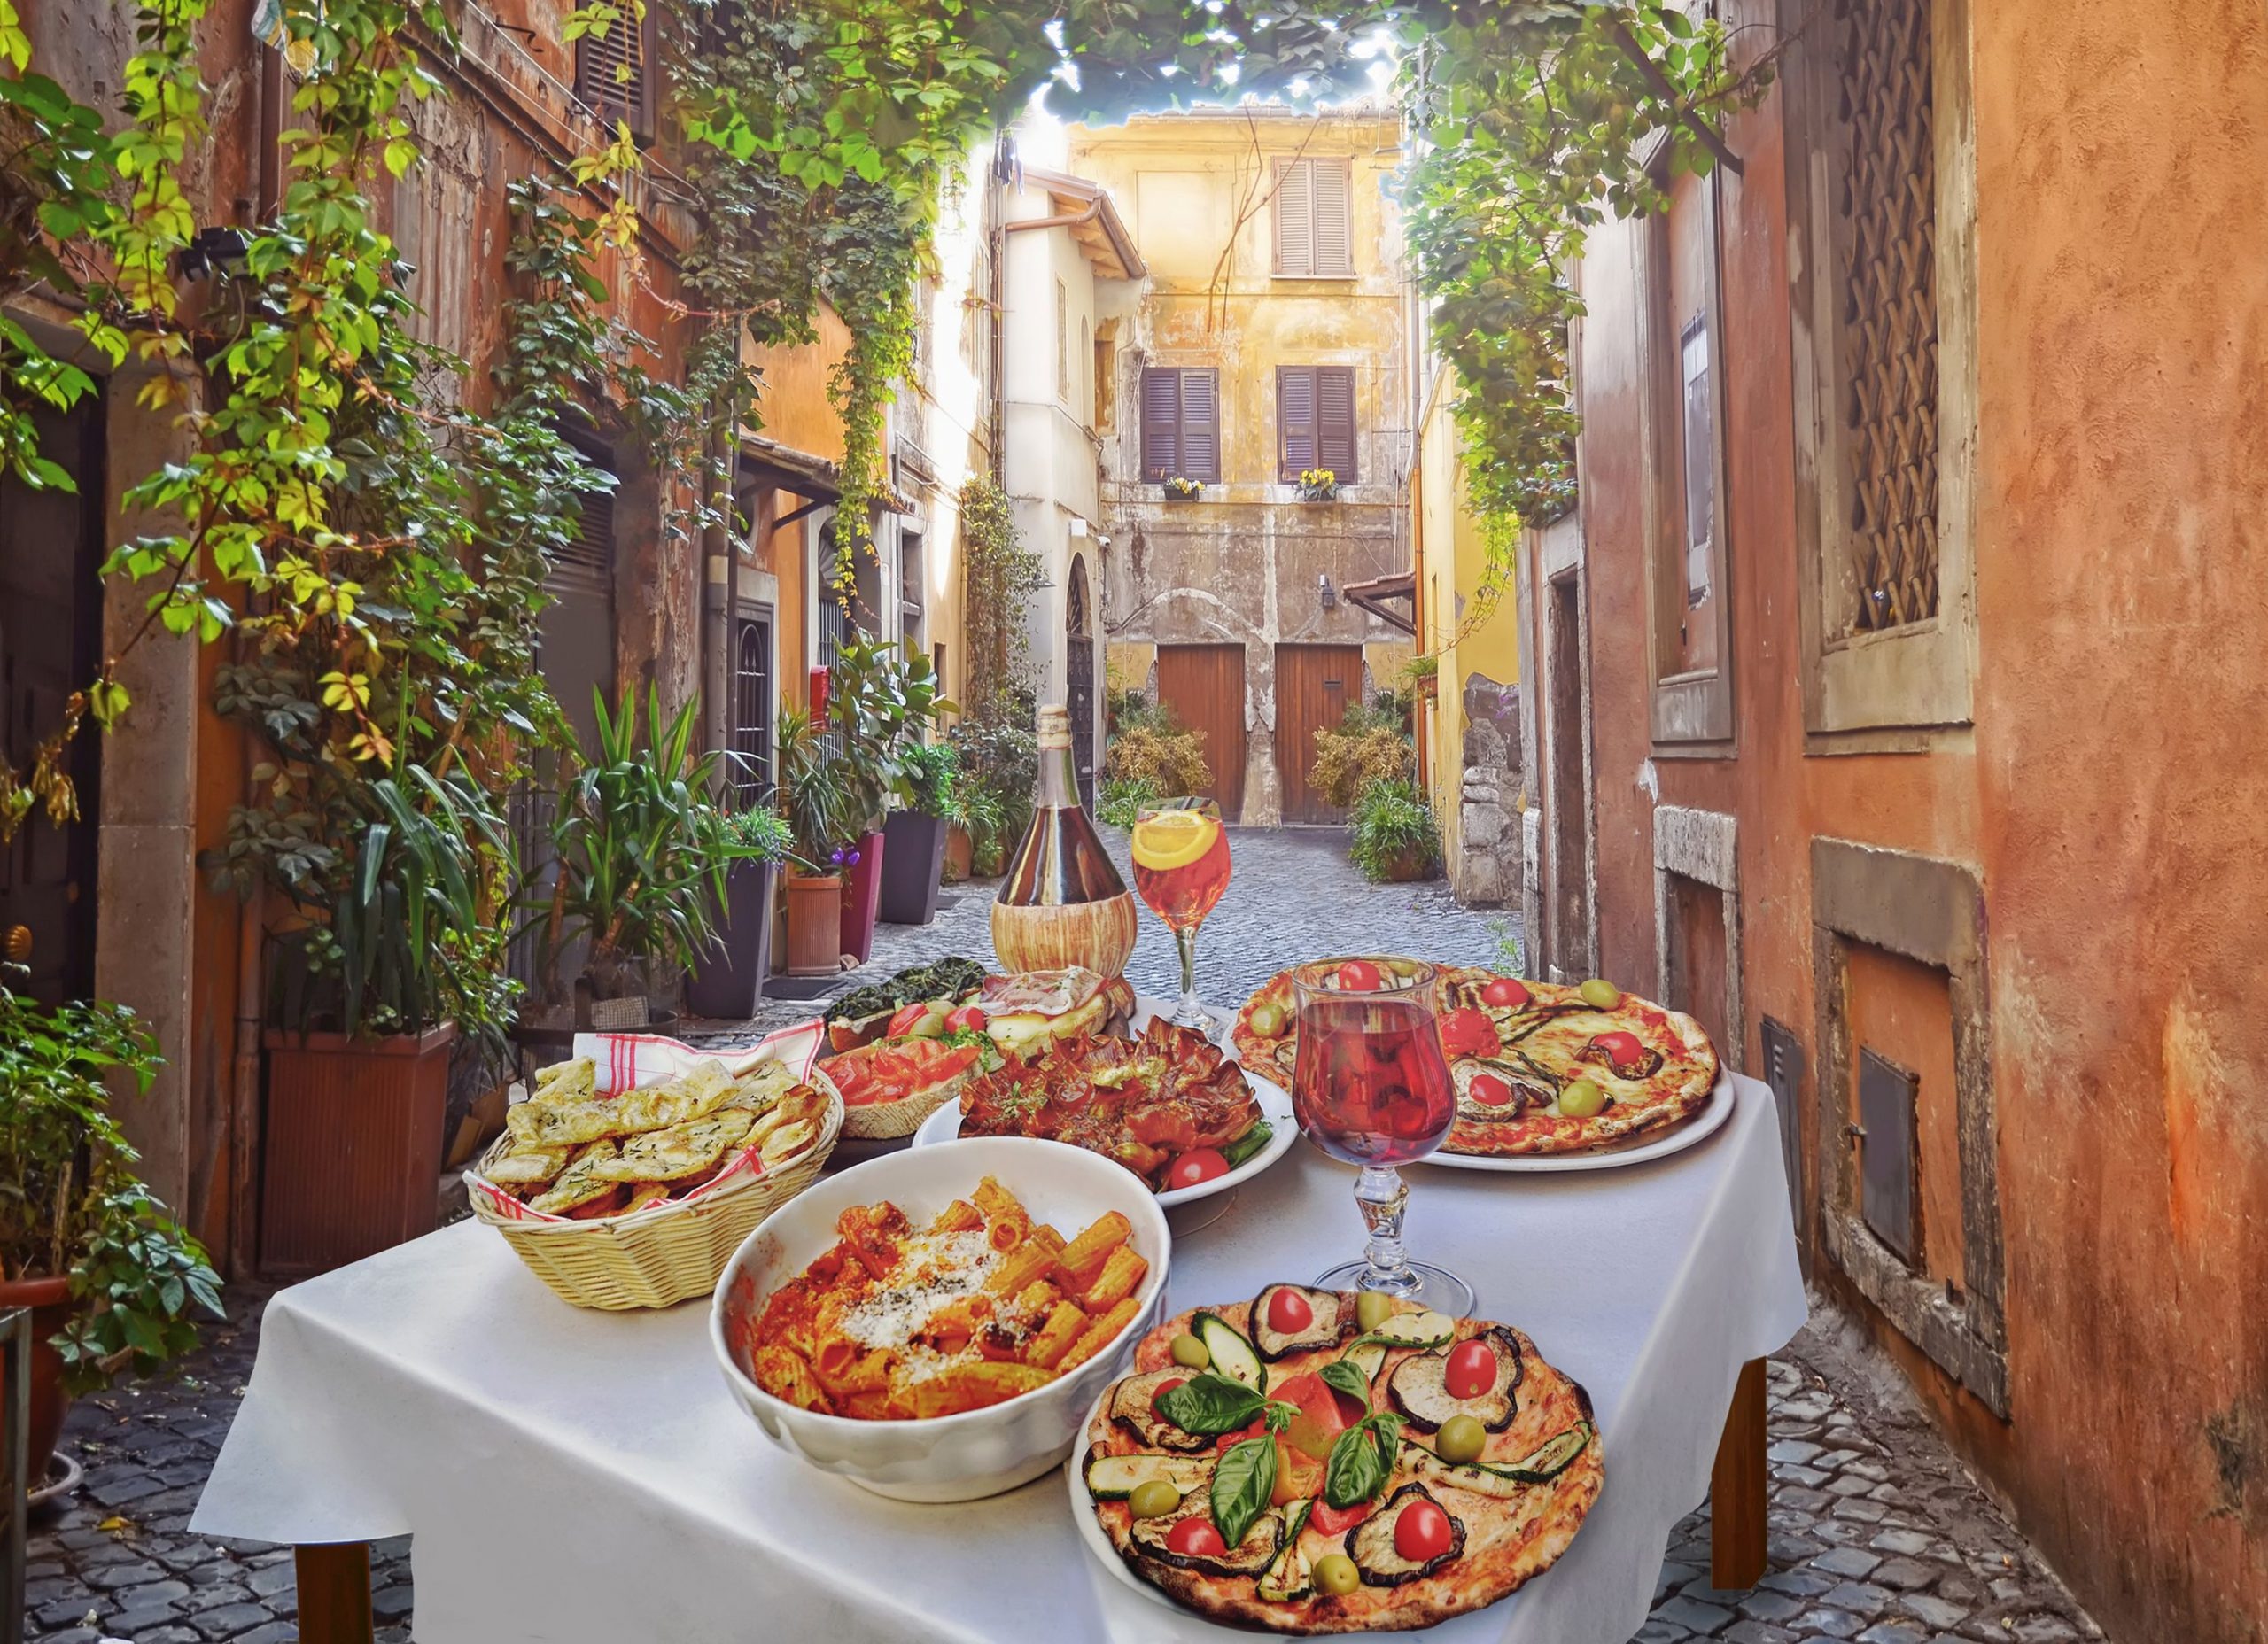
[
  {"xmin": 529, "ymin": 1140, "xmax": 624, "ymax": 1214},
  {"xmin": 506, "ymin": 1058, "xmax": 739, "ymax": 1147},
  {"xmin": 481, "ymin": 1139, "xmax": 572, "ymax": 1186},
  {"xmin": 594, "ymin": 1108, "xmax": 756, "ymax": 1183}
]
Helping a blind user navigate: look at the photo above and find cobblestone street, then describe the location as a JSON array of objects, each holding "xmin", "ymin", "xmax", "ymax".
[{"xmin": 22, "ymin": 830, "xmax": 2105, "ymax": 1643}]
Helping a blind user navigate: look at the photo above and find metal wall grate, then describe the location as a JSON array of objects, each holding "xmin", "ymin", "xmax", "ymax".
[
  {"xmin": 1857, "ymin": 1045, "xmax": 1921, "ymax": 1265},
  {"xmin": 1835, "ymin": 0, "xmax": 1938, "ymax": 634}
]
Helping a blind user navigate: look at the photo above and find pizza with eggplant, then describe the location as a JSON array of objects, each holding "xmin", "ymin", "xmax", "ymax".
[
  {"xmin": 1234, "ymin": 965, "xmax": 1718, "ymax": 1157},
  {"xmin": 1081, "ymin": 1289, "xmax": 1601, "ymax": 1632}
]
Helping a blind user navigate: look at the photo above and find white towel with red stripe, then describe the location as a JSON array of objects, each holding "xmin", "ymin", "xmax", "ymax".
[{"xmin": 575, "ymin": 1018, "xmax": 824, "ymax": 1095}]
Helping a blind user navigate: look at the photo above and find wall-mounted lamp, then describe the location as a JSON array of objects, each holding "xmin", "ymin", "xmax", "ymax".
[
  {"xmin": 178, "ymin": 226, "xmax": 250, "ymax": 282},
  {"xmin": 1317, "ymin": 573, "xmax": 1339, "ymax": 611},
  {"xmin": 1068, "ymin": 516, "xmax": 1089, "ymax": 539}
]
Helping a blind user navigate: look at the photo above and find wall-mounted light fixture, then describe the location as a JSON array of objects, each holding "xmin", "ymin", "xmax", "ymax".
[
  {"xmin": 1318, "ymin": 573, "xmax": 1339, "ymax": 611},
  {"xmin": 178, "ymin": 226, "xmax": 250, "ymax": 282},
  {"xmin": 1068, "ymin": 516, "xmax": 1089, "ymax": 538}
]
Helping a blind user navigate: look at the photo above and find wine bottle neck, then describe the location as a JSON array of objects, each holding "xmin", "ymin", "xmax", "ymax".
[{"xmin": 1035, "ymin": 734, "xmax": 1079, "ymax": 808}]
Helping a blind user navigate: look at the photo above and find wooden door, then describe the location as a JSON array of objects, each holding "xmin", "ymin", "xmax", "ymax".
[
  {"xmin": 1274, "ymin": 643, "xmax": 1365, "ymax": 825},
  {"xmin": 1153, "ymin": 644, "xmax": 1247, "ymax": 821}
]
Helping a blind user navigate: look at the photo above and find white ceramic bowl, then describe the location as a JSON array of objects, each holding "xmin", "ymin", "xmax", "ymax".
[{"xmin": 709, "ymin": 1136, "xmax": 1172, "ymax": 1502}]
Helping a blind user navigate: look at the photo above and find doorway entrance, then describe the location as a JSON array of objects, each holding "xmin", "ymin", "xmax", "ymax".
[
  {"xmin": 1274, "ymin": 643, "xmax": 1365, "ymax": 825},
  {"xmin": 1154, "ymin": 643, "xmax": 1247, "ymax": 820},
  {"xmin": 1545, "ymin": 572, "xmax": 1592, "ymax": 978}
]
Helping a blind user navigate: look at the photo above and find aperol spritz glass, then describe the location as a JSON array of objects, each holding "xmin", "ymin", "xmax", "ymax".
[
  {"xmin": 1130, "ymin": 798, "xmax": 1231, "ymax": 1035},
  {"xmin": 1292, "ymin": 956, "xmax": 1473, "ymax": 1316}
]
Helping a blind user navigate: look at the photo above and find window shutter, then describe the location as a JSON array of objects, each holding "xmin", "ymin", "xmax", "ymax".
[
  {"xmin": 1274, "ymin": 159, "xmax": 1315, "ymax": 275},
  {"xmin": 1278, "ymin": 367, "xmax": 1317, "ymax": 479},
  {"xmin": 575, "ymin": 8, "xmax": 655, "ymax": 143},
  {"xmin": 1141, "ymin": 368, "xmax": 1182, "ymax": 479},
  {"xmin": 1317, "ymin": 367, "xmax": 1357, "ymax": 480},
  {"xmin": 1312, "ymin": 159, "xmax": 1354, "ymax": 276},
  {"xmin": 1178, "ymin": 370, "xmax": 1219, "ymax": 482}
]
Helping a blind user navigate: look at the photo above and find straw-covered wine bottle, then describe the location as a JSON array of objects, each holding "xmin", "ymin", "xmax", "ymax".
[{"xmin": 991, "ymin": 704, "xmax": 1138, "ymax": 978}]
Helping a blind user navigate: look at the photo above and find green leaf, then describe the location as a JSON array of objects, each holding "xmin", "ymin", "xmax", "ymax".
[
  {"xmin": 1323, "ymin": 1413, "xmax": 1404, "ymax": 1509},
  {"xmin": 1153, "ymin": 1372, "xmax": 1267, "ymax": 1437},
  {"xmin": 1211, "ymin": 1433, "xmax": 1277, "ymax": 1551},
  {"xmin": 1319, "ymin": 1358, "xmax": 1370, "ymax": 1406}
]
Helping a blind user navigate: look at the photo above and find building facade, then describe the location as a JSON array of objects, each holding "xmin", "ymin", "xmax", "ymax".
[
  {"xmin": 1069, "ymin": 109, "xmax": 1414, "ymax": 826},
  {"xmin": 1519, "ymin": 3, "xmax": 2268, "ymax": 1638}
]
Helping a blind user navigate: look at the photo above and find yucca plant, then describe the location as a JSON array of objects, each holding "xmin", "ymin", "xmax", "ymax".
[
  {"xmin": 540, "ymin": 686, "xmax": 740, "ymax": 1001},
  {"xmin": 776, "ymin": 706, "xmax": 853, "ymax": 873}
]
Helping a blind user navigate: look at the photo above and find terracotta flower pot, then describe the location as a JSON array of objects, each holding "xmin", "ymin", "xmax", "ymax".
[
  {"xmin": 783, "ymin": 872, "xmax": 845, "ymax": 976},
  {"xmin": 260, "ymin": 1023, "xmax": 454, "ymax": 1277},
  {"xmin": 0, "ymin": 1272, "xmax": 74, "ymax": 1486},
  {"xmin": 839, "ymin": 829, "xmax": 887, "ymax": 964},
  {"xmin": 943, "ymin": 823, "xmax": 975, "ymax": 884}
]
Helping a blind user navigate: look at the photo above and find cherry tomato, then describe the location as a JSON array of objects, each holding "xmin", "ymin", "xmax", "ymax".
[
  {"xmin": 1445, "ymin": 1338, "xmax": 1497, "ymax": 1400},
  {"xmin": 1438, "ymin": 1008, "xmax": 1502, "ymax": 1059},
  {"xmin": 1470, "ymin": 1073, "xmax": 1515, "ymax": 1107},
  {"xmin": 1590, "ymin": 1029, "xmax": 1645, "ymax": 1069},
  {"xmin": 1394, "ymin": 1498, "xmax": 1455, "ymax": 1563},
  {"xmin": 886, "ymin": 1003, "xmax": 928, "ymax": 1037},
  {"xmin": 1480, "ymin": 976, "xmax": 1531, "ymax": 1009},
  {"xmin": 1168, "ymin": 1148, "xmax": 1231, "ymax": 1190},
  {"xmin": 1167, "ymin": 1516, "xmax": 1229, "ymax": 1557},
  {"xmin": 1335, "ymin": 958, "xmax": 1383, "ymax": 991},
  {"xmin": 1308, "ymin": 1498, "xmax": 1374, "ymax": 1536},
  {"xmin": 1150, "ymin": 1376, "xmax": 1186, "ymax": 1419},
  {"xmin": 1267, "ymin": 1286, "xmax": 1314, "ymax": 1336},
  {"xmin": 945, "ymin": 1004, "xmax": 988, "ymax": 1033}
]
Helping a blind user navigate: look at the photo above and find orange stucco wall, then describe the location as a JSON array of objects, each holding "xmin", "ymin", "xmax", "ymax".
[{"xmin": 1563, "ymin": 2, "xmax": 2268, "ymax": 1637}]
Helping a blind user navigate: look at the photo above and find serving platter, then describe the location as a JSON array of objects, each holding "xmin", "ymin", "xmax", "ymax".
[
  {"xmin": 1424, "ymin": 1070, "xmax": 1736, "ymax": 1173},
  {"xmin": 1064, "ymin": 1381, "xmax": 1191, "ymax": 1617},
  {"xmin": 910, "ymin": 1071, "xmax": 1299, "ymax": 1207}
]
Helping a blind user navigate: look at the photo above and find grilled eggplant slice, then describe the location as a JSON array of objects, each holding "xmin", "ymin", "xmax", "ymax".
[
  {"xmin": 1386, "ymin": 1328, "xmax": 1522, "ymax": 1432},
  {"xmin": 1248, "ymin": 1284, "xmax": 1347, "ymax": 1360},
  {"xmin": 1405, "ymin": 1421, "xmax": 1595, "ymax": 1498},
  {"xmin": 1347, "ymin": 1484, "xmax": 1465, "ymax": 1586},
  {"xmin": 1085, "ymin": 1447, "xmax": 1216, "ymax": 1501},
  {"xmin": 1109, "ymin": 1369, "xmax": 1214, "ymax": 1453},
  {"xmin": 1256, "ymin": 1499, "xmax": 1314, "ymax": 1603},
  {"xmin": 1131, "ymin": 1507, "xmax": 1285, "ymax": 1576}
]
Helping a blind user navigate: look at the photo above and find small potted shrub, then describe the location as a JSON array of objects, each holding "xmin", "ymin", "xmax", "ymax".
[
  {"xmin": 880, "ymin": 741, "xmax": 959, "ymax": 925},
  {"xmin": 1295, "ymin": 466, "xmax": 1339, "ymax": 501},
  {"xmin": 0, "ymin": 981, "xmax": 224, "ymax": 1484},
  {"xmin": 1161, "ymin": 475, "xmax": 1203, "ymax": 500},
  {"xmin": 1349, "ymin": 779, "xmax": 1443, "ymax": 883},
  {"xmin": 777, "ymin": 707, "xmax": 853, "ymax": 975},
  {"xmin": 685, "ymin": 804, "xmax": 794, "ymax": 1018},
  {"xmin": 827, "ymin": 637, "xmax": 954, "ymax": 961}
]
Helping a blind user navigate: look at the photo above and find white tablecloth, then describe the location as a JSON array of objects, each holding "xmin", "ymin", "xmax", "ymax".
[{"xmin": 195, "ymin": 1075, "xmax": 1805, "ymax": 1643}]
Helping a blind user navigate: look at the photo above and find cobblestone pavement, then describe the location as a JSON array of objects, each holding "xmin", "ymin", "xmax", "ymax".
[{"xmin": 22, "ymin": 828, "xmax": 2104, "ymax": 1643}]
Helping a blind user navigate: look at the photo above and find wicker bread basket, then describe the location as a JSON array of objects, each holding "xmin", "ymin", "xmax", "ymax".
[{"xmin": 470, "ymin": 1082, "xmax": 843, "ymax": 1310}]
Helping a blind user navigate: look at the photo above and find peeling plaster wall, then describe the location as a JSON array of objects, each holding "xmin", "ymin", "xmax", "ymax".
[{"xmin": 1557, "ymin": 1, "xmax": 2268, "ymax": 1636}]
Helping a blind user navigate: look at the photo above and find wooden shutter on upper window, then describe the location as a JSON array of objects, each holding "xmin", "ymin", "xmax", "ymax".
[
  {"xmin": 1278, "ymin": 367, "xmax": 1317, "ymax": 479},
  {"xmin": 1311, "ymin": 159, "xmax": 1354, "ymax": 276},
  {"xmin": 1317, "ymin": 367, "xmax": 1357, "ymax": 479},
  {"xmin": 576, "ymin": 6, "xmax": 657, "ymax": 143},
  {"xmin": 1141, "ymin": 368, "xmax": 1182, "ymax": 479},
  {"xmin": 1273, "ymin": 159, "xmax": 1315, "ymax": 275},
  {"xmin": 1178, "ymin": 371, "xmax": 1219, "ymax": 482}
]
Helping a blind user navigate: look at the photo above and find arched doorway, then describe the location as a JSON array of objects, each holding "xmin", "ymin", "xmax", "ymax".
[{"xmin": 1065, "ymin": 554, "xmax": 1096, "ymax": 812}]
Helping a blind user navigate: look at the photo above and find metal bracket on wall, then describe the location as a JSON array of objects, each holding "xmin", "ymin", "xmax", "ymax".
[{"xmin": 1760, "ymin": 1015, "xmax": 1806, "ymax": 1248}]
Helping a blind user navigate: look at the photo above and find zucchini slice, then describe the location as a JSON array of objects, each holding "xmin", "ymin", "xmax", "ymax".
[
  {"xmin": 1084, "ymin": 1448, "xmax": 1216, "ymax": 1501},
  {"xmin": 1131, "ymin": 1508, "xmax": 1285, "ymax": 1576},
  {"xmin": 1404, "ymin": 1421, "xmax": 1595, "ymax": 1498},
  {"xmin": 1108, "ymin": 1369, "xmax": 1214, "ymax": 1453},
  {"xmin": 1363, "ymin": 1309, "xmax": 1456, "ymax": 1350},
  {"xmin": 1192, "ymin": 1311, "xmax": 1266, "ymax": 1390},
  {"xmin": 1340, "ymin": 1339, "xmax": 1388, "ymax": 1389},
  {"xmin": 1386, "ymin": 1328, "xmax": 1523, "ymax": 1432},
  {"xmin": 1347, "ymin": 1484, "xmax": 1465, "ymax": 1586},
  {"xmin": 1256, "ymin": 1499, "xmax": 1314, "ymax": 1603},
  {"xmin": 1248, "ymin": 1284, "xmax": 1347, "ymax": 1360}
]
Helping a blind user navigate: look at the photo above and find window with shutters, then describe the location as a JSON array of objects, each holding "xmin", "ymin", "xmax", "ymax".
[
  {"xmin": 1276, "ymin": 366, "xmax": 1358, "ymax": 483},
  {"xmin": 1272, "ymin": 158, "xmax": 1355, "ymax": 277},
  {"xmin": 573, "ymin": 6, "xmax": 658, "ymax": 144},
  {"xmin": 1138, "ymin": 368, "xmax": 1220, "ymax": 483}
]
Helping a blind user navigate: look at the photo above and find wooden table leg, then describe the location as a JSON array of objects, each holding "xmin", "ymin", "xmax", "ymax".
[
  {"xmin": 1710, "ymin": 1358, "xmax": 1768, "ymax": 1589},
  {"xmin": 296, "ymin": 1542, "xmax": 375, "ymax": 1644}
]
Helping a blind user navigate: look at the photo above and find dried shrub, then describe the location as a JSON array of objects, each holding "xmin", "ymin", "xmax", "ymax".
[
  {"xmin": 1310, "ymin": 725, "xmax": 1415, "ymax": 810},
  {"xmin": 1104, "ymin": 725, "xmax": 1212, "ymax": 797}
]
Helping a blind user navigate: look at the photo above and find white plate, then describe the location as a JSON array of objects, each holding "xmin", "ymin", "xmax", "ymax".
[
  {"xmin": 910, "ymin": 1074, "xmax": 1299, "ymax": 1206},
  {"xmin": 1064, "ymin": 1383, "xmax": 1185, "ymax": 1617},
  {"xmin": 1424, "ymin": 1071, "xmax": 1738, "ymax": 1173}
]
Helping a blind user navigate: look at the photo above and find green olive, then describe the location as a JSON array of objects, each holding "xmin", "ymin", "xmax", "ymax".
[
  {"xmin": 1579, "ymin": 978, "xmax": 1621, "ymax": 1010},
  {"xmin": 1129, "ymin": 1480, "xmax": 1183, "ymax": 1520},
  {"xmin": 1355, "ymin": 1291, "xmax": 1396, "ymax": 1332},
  {"xmin": 1248, "ymin": 1002, "xmax": 1287, "ymax": 1038},
  {"xmin": 1314, "ymin": 1553, "xmax": 1361, "ymax": 1596},
  {"xmin": 1384, "ymin": 957, "xmax": 1423, "ymax": 978},
  {"xmin": 909, "ymin": 1009, "xmax": 950, "ymax": 1039},
  {"xmin": 1557, "ymin": 1078, "xmax": 1606, "ymax": 1119},
  {"xmin": 1169, "ymin": 1333, "xmax": 1211, "ymax": 1370},
  {"xmin": 1435, "ymin": 1415, "xmax": 1487, "ymax": 1465}
]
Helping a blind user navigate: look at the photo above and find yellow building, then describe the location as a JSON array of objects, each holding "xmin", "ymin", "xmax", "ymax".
[
  {"xmin": 1412, "ymin": 358, "xmax": 1522, "ymax": 905},
  {"xmin": 1067, "ymin": 108, "xmax": 1414, "ymax": 826}
]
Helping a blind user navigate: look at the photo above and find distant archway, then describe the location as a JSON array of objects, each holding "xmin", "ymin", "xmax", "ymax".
[{"xmin": 1066, "ymin": 554, "xmax": 1097, "ymax": 812}]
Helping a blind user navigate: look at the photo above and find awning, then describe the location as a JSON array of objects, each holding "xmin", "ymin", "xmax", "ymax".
[{"xmin": 1342, "ymin": 570, "xmax": 1416, "ymax": 637}]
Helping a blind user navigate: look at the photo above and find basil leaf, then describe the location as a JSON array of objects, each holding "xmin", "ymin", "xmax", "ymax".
[
  {"xmin": 1218, "ymin": 1120, "xmax": 1274, "ymax": 1168},
  {"xmin": 1212, "ymin": 1433, "xmax": 1278, "ymax": 1550},
  {"xmin": 1323, "ymin": 1415, "xmax": 1404, "ymax": 1508},
  {"xmin": 1155, "ymin": 1371, "xmax": 1267, "ymax": 1436},
  {"xmin": 1320, "ymin": 1359, "xmax": 1371, "ymax": 1406}
]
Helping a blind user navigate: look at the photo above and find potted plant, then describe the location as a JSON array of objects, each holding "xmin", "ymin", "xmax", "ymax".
[
  {"xmin": 0, "ymin": 981, "xmax": 224, "ymax": 1484},
  {"xmin": 1348, "ymin": 779, "xmax": 1444, "ymax": 883},
  {"xmin": 879, "ymin": 741, "xmax": 959, "ymax": 925},
  {"xmin": 685, "ymin": 803, "xmax": 795, "ymax": 1018},
  {"xmin": 1161, "ymin": 475, "xmax": 1203, "ymax": 500},
  {"xmin": 1296, "ymin": 466, "xmax": 1340, "ymax": 501},
  {"xmin": 538, "ymin": 686, "xmax": 739, "ymax": 1025},
  {"xmin": 776, "ymin": 706, "xmax": 853, "ymax": 976},
  {"xmin": 827, "ymin": 636, "xmax": 954, "ymax": 960},
  {"xmin": 941, "ymin": 784, "xmax": 999, "ymax": 883}
]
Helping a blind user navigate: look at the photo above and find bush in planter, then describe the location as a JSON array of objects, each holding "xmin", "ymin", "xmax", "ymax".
[
  {"xmin": 949, "ymin": 692, "xmax": 1039, "ymax": 877},
  {"xmin": 1348, "ymin": 779, "xmax": 1443, "ymax": 883},
  {"xmin": 1310, "ymin": 724, "xmax": 1417, "ymax": 811},
  {"xmin": 718, "ymin": 804, "xmax": 795, "ymax": 864},
  {"xmin": 898, "ymin": 740, "xmax": 959, "ymax": 818},
  {"xmin": 1098, "ymin": 775, "xmax": 1163, "ymax": 829},
  {"xmin": 1104, "ymin": 722, "xmax": 1212, "ymax": 798},
  {"xmin": 0, "ymin": 981, "xmax": 223, "ymax": 1470},
  {"xmin": 827, "ymin": 634, "xmax": 956, "ymax": 838}
]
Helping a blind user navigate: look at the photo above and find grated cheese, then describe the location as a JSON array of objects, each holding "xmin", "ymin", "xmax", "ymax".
[{"xmin": 838, "ymin": 1229, "xmax": 1001, "ymax": 1351}]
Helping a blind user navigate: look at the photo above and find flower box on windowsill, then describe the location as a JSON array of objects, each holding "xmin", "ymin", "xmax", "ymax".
[
  {"xmin": 1161, "ymin": 477, "xmax": 1204, "ymax": 500},
  {"xmin": 1295, "ymin": 469, "xmax": 1340, "ymax": 502}
]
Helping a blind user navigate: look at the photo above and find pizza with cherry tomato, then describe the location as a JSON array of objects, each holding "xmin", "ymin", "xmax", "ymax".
[
  {"xmin": 1234, "ymin": 965, "xmax": 1718, "ymax": 1157},
  {"xmin": 1081, "ymin": 1288, "xmax": 1601, "ymax": 1632}
]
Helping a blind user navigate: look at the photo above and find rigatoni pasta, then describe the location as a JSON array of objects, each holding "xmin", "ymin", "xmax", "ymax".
[{"xmin": 748, "ymin": 1176, "xmax": 1147, "ymax": 1420}]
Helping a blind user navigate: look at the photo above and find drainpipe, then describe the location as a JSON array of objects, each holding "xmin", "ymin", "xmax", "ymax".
[{"xmin": 701, "ymin": 413, "xmax": 733, "ymax": 787}]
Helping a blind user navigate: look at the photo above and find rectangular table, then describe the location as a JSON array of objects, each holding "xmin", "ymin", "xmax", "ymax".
[{"xmin": 196, "ymin": 1075, "xmax": 1805, "ymax": 1643}]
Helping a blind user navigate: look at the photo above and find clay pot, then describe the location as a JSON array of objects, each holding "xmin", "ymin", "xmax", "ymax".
[
  {"xmin": 0, "ymin": 1273, "xmax": 74, "ymax": 1485},
  {"xmin": 942, "ymin": 824, "xmax": 975, "ymax": 884},
  {"xmin": 783, "ymin": 872, "xmax": 845, "ymax": 976}
]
